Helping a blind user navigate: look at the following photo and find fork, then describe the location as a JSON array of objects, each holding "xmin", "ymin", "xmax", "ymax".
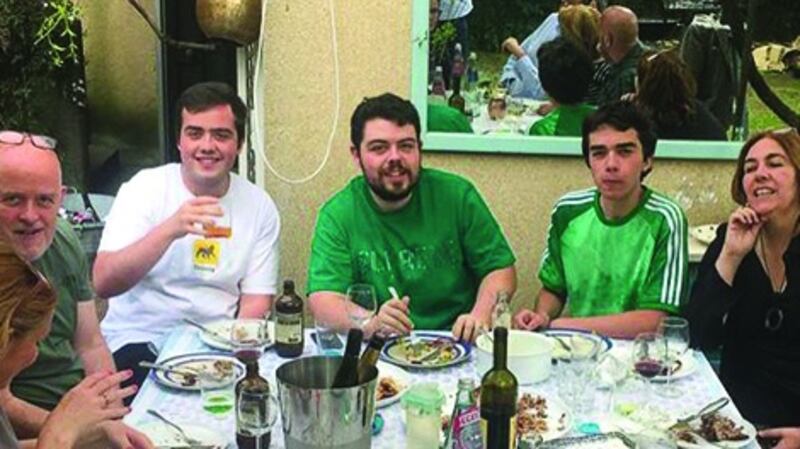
[{"xmin": 147, "ymin": 409, "xmax": 205, "ymax": 446}]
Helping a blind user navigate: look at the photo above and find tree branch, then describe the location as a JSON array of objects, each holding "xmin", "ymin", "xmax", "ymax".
[{"xmin": 126, "ymin": 0, "xmax": 216, "ymax": 52}]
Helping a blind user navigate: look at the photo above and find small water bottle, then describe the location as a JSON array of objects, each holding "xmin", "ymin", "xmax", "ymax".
[
  {"xmin": 451, "ymin": 43, "xmax": 465, "ymax": 80},
  {"xmin": 466, "ymin": 52, "xmax": 479, "ymax": 92},
  {"xmin": 431, "ymin": 65, "xmax": 446, "ymax": 97},
  {"xmin": 492, "ymin": 291, "xmax": 512, "ymax": 330}
]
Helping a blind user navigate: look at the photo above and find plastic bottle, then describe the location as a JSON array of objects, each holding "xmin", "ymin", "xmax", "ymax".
[{"xmin": 445, "ymin": 378, "xmax": 483, "ymax": 449}]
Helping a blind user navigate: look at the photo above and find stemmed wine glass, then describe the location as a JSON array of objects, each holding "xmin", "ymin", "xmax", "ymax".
[
  {"xmin": 236, "ymin": 389, "xmax": 278, "ymax": 449},
  {"xmin": 230, "ymin": 319, "xmax": 270, "ymax": 359},
  {"xmin": 345, "ymin": 283, "xmax": 377, "ymax": 331},
  {"xmin": 631, "ymin": 332, "xmax": 667, "ymax": 420},
  {"xmin": 657, "ymin": 316, "xmax": 690, "ymax": 398}
]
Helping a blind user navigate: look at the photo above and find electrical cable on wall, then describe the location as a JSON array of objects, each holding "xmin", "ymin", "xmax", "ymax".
[{"xmin": 252, "ymin": 0, "xmax": 340, "ymax": 184}]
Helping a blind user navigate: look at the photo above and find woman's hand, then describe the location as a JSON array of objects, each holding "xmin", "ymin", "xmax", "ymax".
[
  {"xmin": 38, "ymin": 370, "xmax": 136, "ymax": 448},
  {"xmin": 721, "ymin": 206, "xmax": 763, "ymax": 259},
  {"xmin": 759, "ymin": 427, "xmax": 800, "ymax": 449}
]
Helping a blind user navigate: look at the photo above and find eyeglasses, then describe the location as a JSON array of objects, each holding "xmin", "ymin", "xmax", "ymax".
[{"xmin": 0, "ymin": 131, "xmax": 58, "ymax": 150}]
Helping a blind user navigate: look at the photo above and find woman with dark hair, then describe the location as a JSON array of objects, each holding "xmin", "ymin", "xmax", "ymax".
[
  {"xmin": 635, "ymin": 49, "xmax": 726, "ymax": 141},
  {"xmin": 687, "ymin": 128, "xmax": 800, "ymax": 429},
  {"xmin": 0, "ymin": 239, "xmax": 151, "ymax": 448}
]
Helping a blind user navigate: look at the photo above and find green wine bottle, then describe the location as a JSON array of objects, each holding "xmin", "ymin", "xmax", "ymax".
[
  {"xmin": 331, "ymin": 328, "xmax": 364, "ymax": 388},
  {"xmin": 479, "ymin": 326, "xmax": 517, "ymax": 449},
  {"xmin": 357, "ymin": 334, "xmax": 385, "ymax": 384}
]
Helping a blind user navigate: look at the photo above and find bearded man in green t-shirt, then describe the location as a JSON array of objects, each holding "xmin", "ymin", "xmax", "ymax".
[
  {"xmin": 307, "ymin": 93, "xmax": 517, "ymax": 342},
  {"xmin": 514, "ymin": 101, "xmax": 688, "ymax": 338}
]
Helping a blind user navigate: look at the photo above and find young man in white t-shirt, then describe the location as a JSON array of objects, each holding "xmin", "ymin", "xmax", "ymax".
[{"xmin": 93, "ymin": 82, "xmax": 281, "ymax": 398}]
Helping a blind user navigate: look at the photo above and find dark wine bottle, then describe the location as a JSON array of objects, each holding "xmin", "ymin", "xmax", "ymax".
[
  {"xmin": 356, "ymin": 334, "xmax": 386, "ymax": 384},
  {"xmin": 331, "ymin": 328, "xmax": 364, "ymax": 388},
  {"xmin": 274, "ymin": 279, "xmax": 304, "ymax": 358},
  {"xmin": 235, "ymin": 352, "xmax": 271, "ymax": 449},
  {"xmin": 479, "ymin": 326, "xmax": 518, "ymax": 449}
]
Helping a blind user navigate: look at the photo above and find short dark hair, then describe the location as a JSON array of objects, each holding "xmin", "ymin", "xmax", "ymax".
[
  {"xmin": 538, "ymin": 37, "xmax": 593, "ymax": 105},
  {"xmin": 581, "ymin": 101, "xmax": 657, "ymax": 178},
  {"xmin": 175, "ymin": 82, "xmax": 248, "ymax": 148},
  {"xmin": 350, "ymin": 93, "xmax": 421, "ymax": 150}
]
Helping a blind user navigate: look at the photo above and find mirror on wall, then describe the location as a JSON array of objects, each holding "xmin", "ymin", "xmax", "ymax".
[{"xmin": 409, "ymin": 0, "xmax": 794, "ymax": 160}]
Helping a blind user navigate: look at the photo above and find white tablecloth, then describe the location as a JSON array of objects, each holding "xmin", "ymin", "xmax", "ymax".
[{"xmin": 127, "ymin": 327, "xmax": 757, "ymax": 448}]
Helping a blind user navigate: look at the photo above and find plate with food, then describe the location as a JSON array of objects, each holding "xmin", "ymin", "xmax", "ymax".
[
  {"xmin": 136, "ymin": 421, "xmax": 229, "ymax": 448},
  {"xmin": 375, "ymin": 361, "xmax": 411, "ymax": 408},
  {"xmin": 150, "ymin": 352, "xmax": 245, "ymax": 391},
  {"xmin": 542, "ymin": 329, "xmax": 613, "ymax": 360},
  {"xmin": 671, "ymin": 411, "xmax": 756, "ymax": 449},
  {"xmin": 652, "ymin": 352, "xmax": 697, "ymax": 382},
  {"xmin": 198, "ymin": 319, "xmax": 274, "ymax": 352},
  {"xmin": 516, "ymin": 389, "xmax": 572, "ymax": 441},
  {"xmin": 381, "ymin": 333, "xmax": 471, "ymax": 369},
  {"xmin": 690, "ymin": 224, "xmax": 719, "ymax": 246}
]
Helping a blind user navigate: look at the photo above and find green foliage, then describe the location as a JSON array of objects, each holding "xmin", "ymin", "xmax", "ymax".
[
  {"xmin": 431, "ymin": 22, "xmax": 457, "ymax": 62},
  {"xmin": 0, "ymin": 0, "xmax": 82, "ymax": 130}
]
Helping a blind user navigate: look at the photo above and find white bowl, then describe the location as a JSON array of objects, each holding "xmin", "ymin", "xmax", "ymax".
[{"xmin": 475, "ymin": 330, "xmax": 554, "ymax": 384}]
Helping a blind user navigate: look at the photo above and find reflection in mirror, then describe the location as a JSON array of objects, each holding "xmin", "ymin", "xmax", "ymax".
[{"xmin": 411, "ymin": 0, "xmax": 796, "ymax": 159}]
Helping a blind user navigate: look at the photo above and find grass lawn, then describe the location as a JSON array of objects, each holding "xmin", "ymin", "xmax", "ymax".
[{"xmin": 473, "ymin": 51, "xmax": 800, "ymax": 135}]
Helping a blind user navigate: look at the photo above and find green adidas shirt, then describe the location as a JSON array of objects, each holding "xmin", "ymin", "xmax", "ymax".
[
  {"xmin": 538, "ymin": 187, "xmax": 688, "ymax": 317},
  {"xmin": 528, "ymin": 103, "xmax": 595, "ymax": 137},
  {"xmin": 308, "ymin": 168, "xmax": 515, "ymax": 330},
  {"xmin": 11, "ymin": 219, "xmax": 92, "ymax": 410}
]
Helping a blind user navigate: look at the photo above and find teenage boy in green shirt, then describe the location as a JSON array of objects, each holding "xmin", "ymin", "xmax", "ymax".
[
  {"xmin": 308, "ymin": 93, "xmax": 516, "ymax": 342},
  {"xmin": 514, "ymin": 101, "xmax": 688, "ymax": 338}
]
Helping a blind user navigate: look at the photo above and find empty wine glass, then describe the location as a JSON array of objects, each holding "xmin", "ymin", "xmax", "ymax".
[
  {"xmin": 657, "ymin": 316, "xmax": 690, "ymax": 398},
  {"xmin": 631, "ymin": 332, "xmax": 667, "ymax": 421},
  {"xmin": 345, "ymin": 283, "xmax": 377, "ymax": 331}
]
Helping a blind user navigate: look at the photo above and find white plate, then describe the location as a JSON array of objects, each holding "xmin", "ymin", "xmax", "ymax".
[
  {"xmin": 652, "ymin": 352, "xmax": 697, "ymax": 382},
  {"xmin": 675, "ymin": 415, "xmax": 756, "ymax": 449},
  {"xmin": 199, "ymin": 319, "xmax": 274, "ymax": 351},
  {"xmin": 690, "ymin": 224, "xmax": 719, "ymax": 245},
  {"xmin": 136, "ymin": 421, "xmax": 229, "ymax": 448},
  {"xmin": 150, "ymin": 352, "xmax": 245, "ymax": 391},
  {"xmin": 381, "ymin": 333, "xmax": 471, "ymax": 369},
  {"xmin": 375, "ymin": 361, "xmax": 410, "ymax": 408},
  {"xmin": 516, "ymin": 388, "xmax": 572, "ymax": 441}
]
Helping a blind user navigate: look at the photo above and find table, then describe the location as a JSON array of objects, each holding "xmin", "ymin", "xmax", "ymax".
[{"xmin": 127, "ymin": 327, "xmax": 757, "ymax": 448}]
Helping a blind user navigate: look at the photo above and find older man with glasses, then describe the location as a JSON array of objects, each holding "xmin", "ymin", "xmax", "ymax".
[{"xmin": 0, "ymin": 131, "xmax": 152, "ymax": 448}]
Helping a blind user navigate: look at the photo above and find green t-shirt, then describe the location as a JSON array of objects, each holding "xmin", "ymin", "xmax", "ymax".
[
  {"xmin": 538, "ymin": 187, "xmax": 688, "ymax": 317},
  {"xmin": 308, "ymin": 168, "xmax": 515, "ymax": 330},
  {"xmin": 528, "ymin": 103, "xmax": 595, "ymax": 137},
  {"xmin": 11, "ymin": 219, "xmax": 93, "ymax": 410},
  {"xmin": 427, "ymin": 104, "xmax": 473, "ymax": 133}
]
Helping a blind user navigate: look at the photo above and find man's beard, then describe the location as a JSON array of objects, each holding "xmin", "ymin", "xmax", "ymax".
[{"xmin": 363, "ymin": 163, "xmax": 420, "ymax": 203}]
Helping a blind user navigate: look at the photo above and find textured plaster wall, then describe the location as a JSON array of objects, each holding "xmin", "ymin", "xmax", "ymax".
[
  {"xmin": 79, "ymin": 0, "xmax": 160, "ymax": 166},
  {"xmin": 257, "ymin": 1, "xmax": 738, "ymax": 309}
]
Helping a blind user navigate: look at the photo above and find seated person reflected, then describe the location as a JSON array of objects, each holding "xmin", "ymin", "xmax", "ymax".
[
  {"xmin": 307, "ymin": 93, "xmax": 516, "ymax": 342},
  {"xmin": 595, "ymin": 6, "xmax": 646, "ymax": 105},
  {"xmin": 500, "ymin": 2, "xmax": 600, "ymax": 100},
  {"xmin": 686, "ymin": 129, "xmax": 800, "ymax": 427},
  {"xmin": 514, "ymin": 101, "xmax": 688, "ymax": 338},
  {"xmin": 529, "ymin": 37, "xmax": 595, "ymax": 137},
  {"xmin": 427, "ymin": 103, "xmax": 473, "ymax": 134},
  {"xmin": 634, "ymin": 50, "xmax": 726, "ymax": 141}
]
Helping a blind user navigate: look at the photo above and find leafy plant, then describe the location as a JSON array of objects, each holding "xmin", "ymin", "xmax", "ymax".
[
  {"xmin": 0, "ymin": 0, "xmax": 83, "ymax": 130},
  {"xmin": 431, "ymin": 22, "xmax": 457, "ymax": 63}
]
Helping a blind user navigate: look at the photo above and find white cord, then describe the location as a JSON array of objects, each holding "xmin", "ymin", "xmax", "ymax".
[{"xmin": 252, "ymin": 0, "xmax": 339, "ymax": 184}]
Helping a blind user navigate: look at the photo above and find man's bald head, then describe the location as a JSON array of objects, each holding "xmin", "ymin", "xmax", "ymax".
[{"xmin": 599, "ymin": 6, "xmax": 638, "ymax": 62}]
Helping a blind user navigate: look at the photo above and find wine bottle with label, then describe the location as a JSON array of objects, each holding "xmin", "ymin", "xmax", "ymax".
[
  {"xmin": 480, "ymin": 326, "xmax": 518, "ymax": 449},
  {"xmin": 331, "ymin": 328, "xmax": 364, "ymax": 388},
  {"xmin": 274, "ymin": 279, "xmax": 304, "ymax": 358},
  {"xmin": 356, "ymin": 334, "xmax": 385, "ymax": 384}
]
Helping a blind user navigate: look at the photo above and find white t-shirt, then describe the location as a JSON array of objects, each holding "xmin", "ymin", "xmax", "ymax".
[
  {"xmin": 439, "ymin": 0, "xmax": 473, "ymax": 21},
  {"xmin": 99, "ymin": 164, "xmax": 281, "ymax": 352}
]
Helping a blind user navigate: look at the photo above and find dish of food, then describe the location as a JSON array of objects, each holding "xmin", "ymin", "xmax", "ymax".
[
  {"xmin": 516, "ymin": 391, "xmax": 572, "ymax": 441},
  {"xmin": 690, "ymin": 224, "xmax": 719, "ymax": 245},
  {"xmin": 543, "ymin": 329, "xmax": 613, "ymax": 360},
  {"xmin": 136, "ymin": 421, "xmax": 228, "ymax": 448},
  {"xmin": 381, "ymin": 333, "xmax": 470, "ymax": 369},
  {"xmin": 672, "ymin": 412, "xmax": 755, "ymax": 449},
  {"xmin": 198, "ymin": 319, "xmax": 274, "ymax": 351},
  {"xmin": 151, "ymin": 352, "xmax": 245, "ymax": 391},
  {"xmin": 375, "ymin": 361, "xmax": 410, "ymax": 408}
]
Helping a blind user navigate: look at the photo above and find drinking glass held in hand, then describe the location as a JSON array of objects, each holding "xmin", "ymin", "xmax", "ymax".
[
  {"xmin": 657, "ymin": 316, "xmax": 690, "ymax": 398},
  {"xmin": 345, "ymin": 283, "xmax": 377, "ymax": 330}
]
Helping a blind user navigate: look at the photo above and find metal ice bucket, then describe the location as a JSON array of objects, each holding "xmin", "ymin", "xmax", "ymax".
[{"xmin": 276, "ymin": 356, "xmax": 378, "ymax": 449}]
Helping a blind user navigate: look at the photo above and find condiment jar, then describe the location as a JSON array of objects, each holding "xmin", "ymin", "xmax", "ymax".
[{"xmin": 401, "ymin": 382, "xmax": 445, "ymax": 449}]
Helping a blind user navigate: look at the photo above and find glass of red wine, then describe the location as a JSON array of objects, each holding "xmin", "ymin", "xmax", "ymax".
[{"xmin": 631, "ymin": 332, "xmax": 667, "ymax": 418}]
